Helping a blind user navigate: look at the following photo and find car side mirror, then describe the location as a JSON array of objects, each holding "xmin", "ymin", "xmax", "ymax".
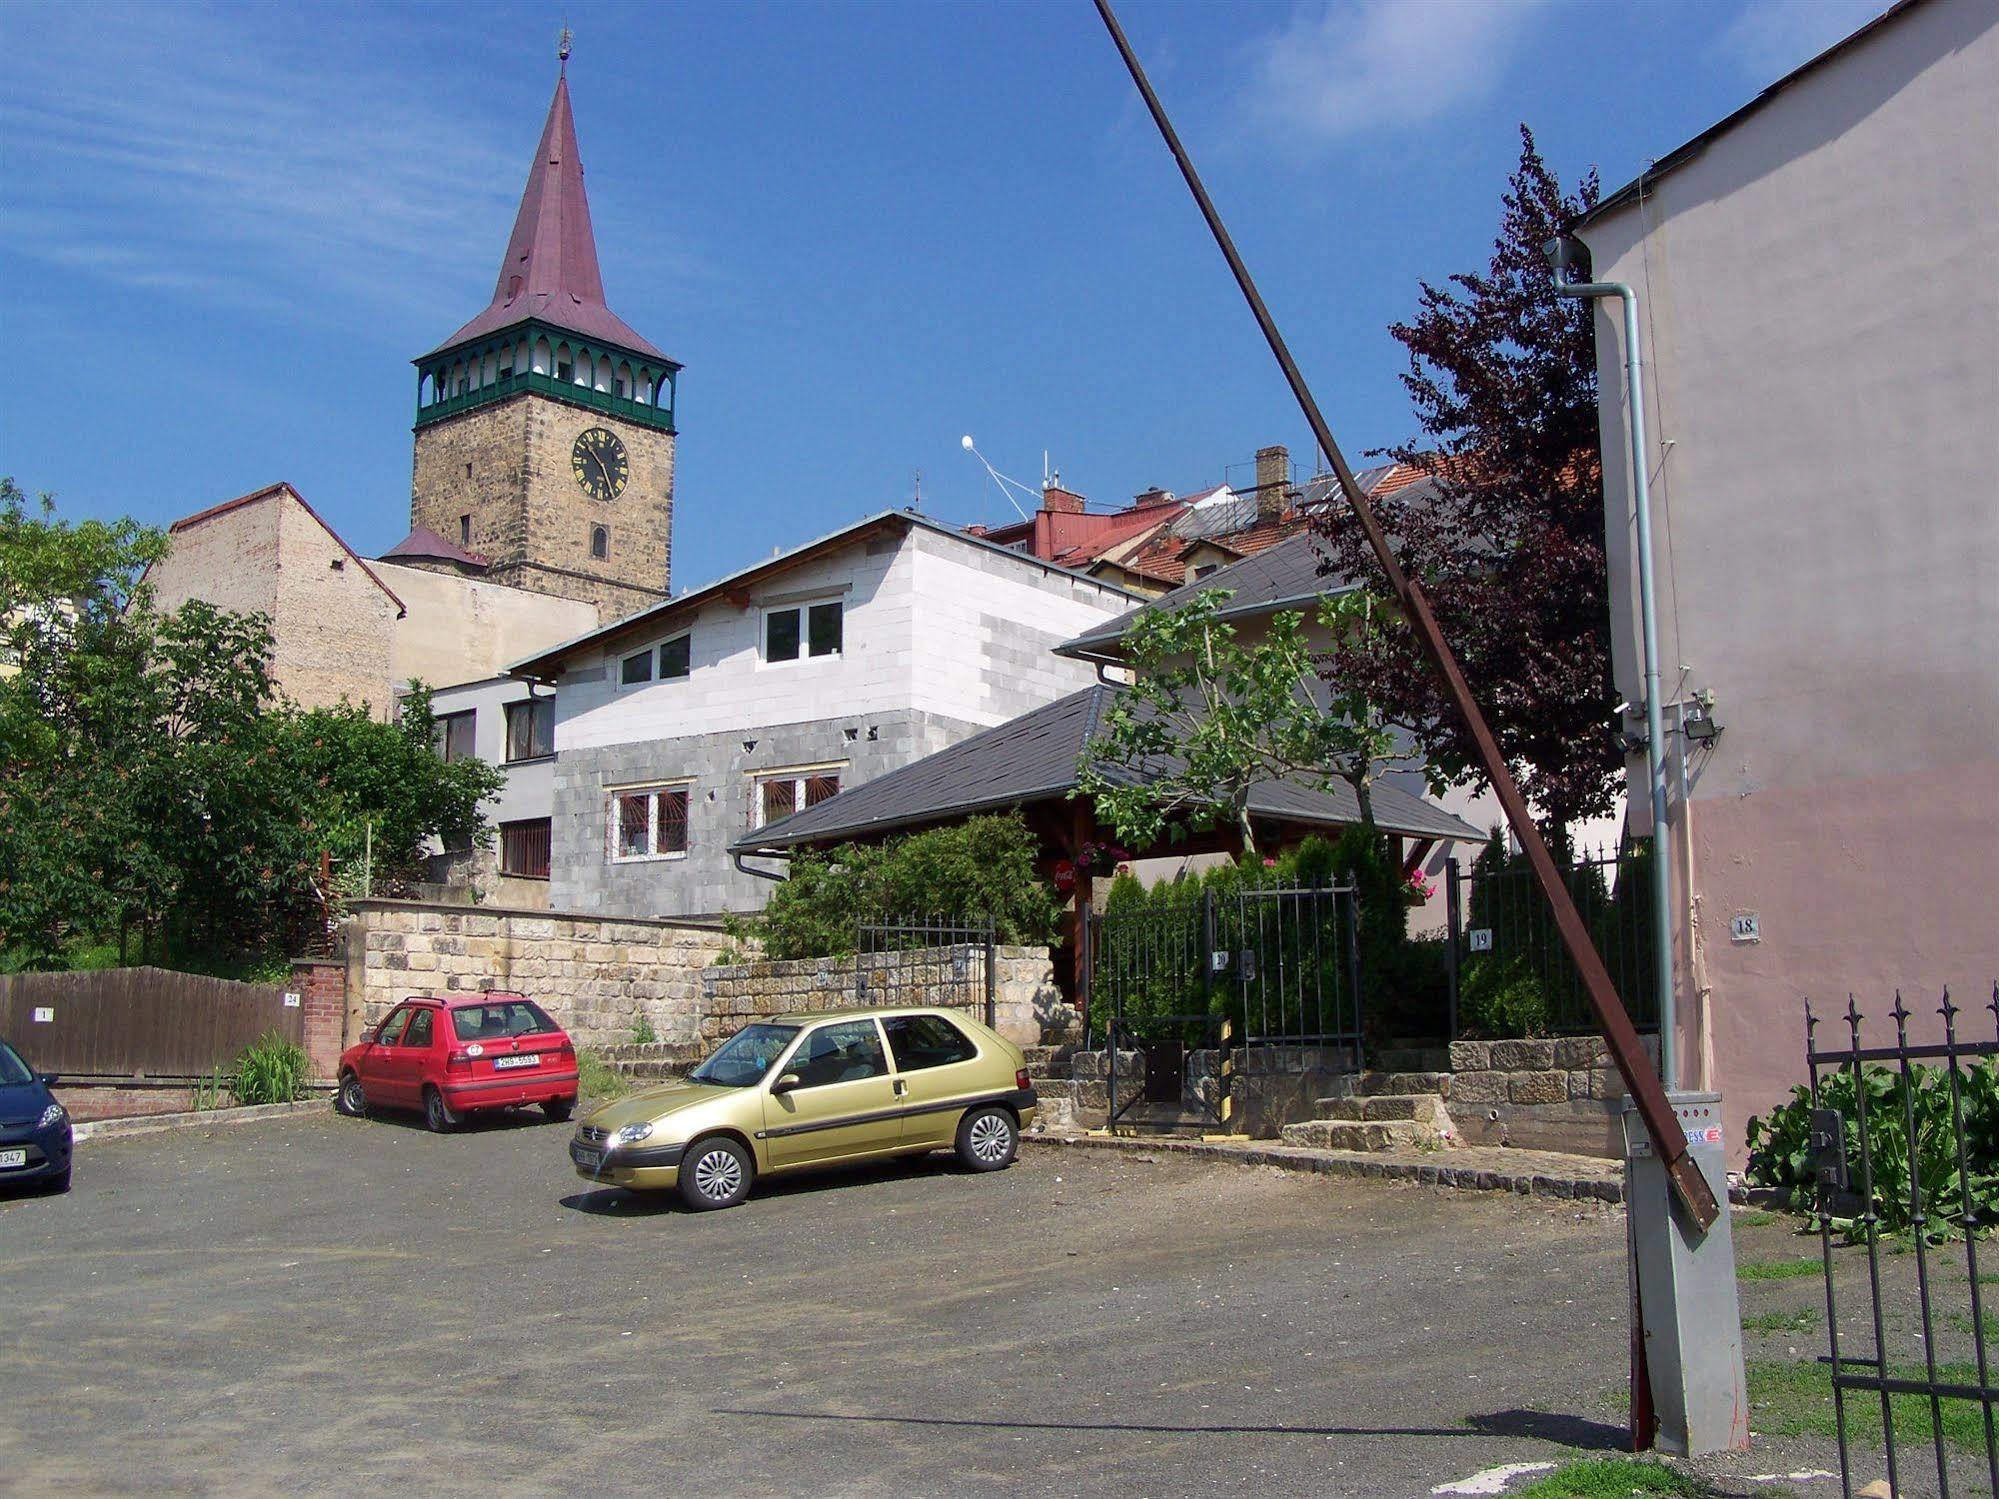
[
  {"xmin": 771, "ymin": 1072, "xmax": 802, "ymax": 1096},
  {"xmin": 38, "ymin": 1072, "xmax": 59, "ymax": 1088}
]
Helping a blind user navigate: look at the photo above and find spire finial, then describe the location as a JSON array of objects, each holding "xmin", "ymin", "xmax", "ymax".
[{"xmin": 557, "ymin": 25, "xmax": 572, "ymax": 73}]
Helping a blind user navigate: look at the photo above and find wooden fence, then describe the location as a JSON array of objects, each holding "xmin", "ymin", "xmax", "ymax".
[{"xmin": 0, "ymin": 967, "xmax": 304, "ymax": 1078}]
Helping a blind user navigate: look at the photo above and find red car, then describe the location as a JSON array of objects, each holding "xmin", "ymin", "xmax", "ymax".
[{"xmin": 336, "ymin": 992, "xmax": 579, "ymax": 1133}]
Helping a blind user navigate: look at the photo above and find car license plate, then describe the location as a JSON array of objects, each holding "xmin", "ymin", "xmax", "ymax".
[
  {"xmin": 493, "ymin": 1054, "xmax": 539, "ymax": 1070},
  {"xmin": 0, "ymin": 1149, "xmax": 26, "ymax": 1169},
  {"xmin": 575, "ymin": 1147, "xmax": 602, "ymax": 1171}
]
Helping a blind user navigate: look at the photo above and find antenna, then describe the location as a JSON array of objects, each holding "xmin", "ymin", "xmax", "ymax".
[
  {"xmin": 557, "ymin": 25, "xmax": 573, "ymax": 71},
  {"xmin": 959, "ymin": 435, "xmax": 1036, "ymax": 522},
  {"xmin": 911, "ymin": 468, "xmax": 923, "ymax": 512}
]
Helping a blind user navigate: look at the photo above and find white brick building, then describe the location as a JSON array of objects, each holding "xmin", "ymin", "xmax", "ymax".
[{"xmin": 509, "ymin": 510, "xmax": 1139, "ymax": 917}]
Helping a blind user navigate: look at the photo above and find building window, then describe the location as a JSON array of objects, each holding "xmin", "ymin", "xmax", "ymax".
[
  {"xmin": 431, "ymin": 709, "xmax": 475, "ymax": 763},
  {"xmin": 459, "ymin": 514, "xmax": 472, "ymax": 546},
  {"xmin": 660, "ymin": 632, "xmax": 691, "ymax": 680},
  {"xmin": 590, "ymin": 525, "xmax": 608, "ymax": 560},
  {"xmin": 611, "ymin": 784, "xmax": 690, "ymax": 861},
  {"xmin": 504, "ymin": 697, "xmax": 554, "ymax": 762},
  {"xmin": 499, "ymin": 818, "xmax": 551, "ymax": 879},
  {"xmin": 764, "ymin": 600, "xmax": 842, "ymax": 662},
  {"xmin": 620, "ymin": 648, "xmax": 654, "ymax": 687},
  {"xmin": 754, "ymin": 768, "xmax": 842, "ymax": 828}
]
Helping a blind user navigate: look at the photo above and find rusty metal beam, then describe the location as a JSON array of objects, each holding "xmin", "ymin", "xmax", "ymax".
[{"xmin": 1090, "ymin": 0, "xmax": 1717, "ymax": 1231}]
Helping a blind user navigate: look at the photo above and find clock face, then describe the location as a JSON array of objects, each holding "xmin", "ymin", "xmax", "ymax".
[{"xmin": 571, "ymin": 427, "xmax": 629, "ymax": 502}]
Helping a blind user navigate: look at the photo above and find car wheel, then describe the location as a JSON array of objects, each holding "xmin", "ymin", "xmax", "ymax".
[
  {"xmin": 679, "ymin": 1136, "xmax": 752, "ymax": 1211},
  {"xmin": 337, "ymin": 1072, "xmax": 368, "ymax": 1118},
  {"xmin": 955, "ymin": 1105, "xmax": 1017, "ymax": 1172},
  {"xmin": 542, "ymin": 1097, "xmax": 574, "ymax": 1123},
  {"xmin": 423, "ymin": 1086, "xmax": 459, "ymax": 1134}
]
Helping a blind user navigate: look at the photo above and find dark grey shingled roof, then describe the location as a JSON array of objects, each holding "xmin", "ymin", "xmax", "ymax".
[{"xmin": 729, "ymin": 684, "xmax": 1481, "ymax": 854}]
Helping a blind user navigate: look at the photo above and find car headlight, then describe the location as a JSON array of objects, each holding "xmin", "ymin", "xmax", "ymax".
[
  {"xmin": 614, "ymin": 1121, "xmax": 654, "ymax": 1145},
  {"xmin": 38, "ymin": 1103, "xmax": 66, "ymax": 1131}
]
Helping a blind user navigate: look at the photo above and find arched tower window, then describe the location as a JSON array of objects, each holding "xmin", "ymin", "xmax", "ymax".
[
  {"xmin": 637, "ymin": 369, "xmax": 654, "ymax": 405},
  {"xmin": 533, "ymin": 338, "xmax": 552, "ymax": 375},
  {"xmin": 451, "ymin": 360, "xmax": 468, "ymax": 397},
  {"xmin": 615, "ymin": 362, "xmax": 633, "ymax": 400},
  {"xmin": 420, "ymin": 371, "xmax": 434, "ymax": 406},
  {"xmin": 593, "ymin": 354, "xmax": 611, "ymax": 393},
  {"xmin": 512, "ymin": 343, "xmax": 528, "ymax": 376},
  {"xmin": 482, "ymin": 350, "xmax": 499, "ymax": 385},
  {"xmin": 590, "ymin": 526, "xmax": 608, "ymax": 560},
  {"xmin": 657, "ymin": 372, "xmax": 673, "ymax": 410},
  {"xmin": 555, "ymin": 343, "xmax": 574, "ymax": 383}
]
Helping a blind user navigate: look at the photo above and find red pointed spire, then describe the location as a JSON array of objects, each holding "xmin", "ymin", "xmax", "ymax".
[{"xmin": 429, "ymin": 75, "xmax": 666, "ymax": 361}]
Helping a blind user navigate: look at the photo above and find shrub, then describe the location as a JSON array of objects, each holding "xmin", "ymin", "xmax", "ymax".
[
  {"xmin": 630, "ymin": 1014, "xmax": 658, "ymax": 1046},
  {"xmin": 1460, "ymin": 953, "xmax": 1550, "ymax": 1038},
  {"xmin": 742, "ymin": 812, "xmax": 1062, "ymax": 961},
  {"xmin": 1745, "ymin": 1060, "xmax": 1999, "ymax": 1242},
  {"xmin": 230, "ymin": 1031, "xmax": 311, "ymax": 1106}
]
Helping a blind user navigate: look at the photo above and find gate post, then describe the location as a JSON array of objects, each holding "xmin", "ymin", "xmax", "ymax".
[
  {"xmin": 983, "ymin": 916, "xmax": 997, "ymax": 1032},
  {"xmin": 1343, "ymin": 884, "xmax": 1365, "ymax": 1075},
  {"xmin": 1444, "ymin": 857, "xmax": 1462, "ymax": 1041}
]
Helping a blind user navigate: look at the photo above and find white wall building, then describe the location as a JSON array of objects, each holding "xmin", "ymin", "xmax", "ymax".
[{"xmin": 510, "ymin": 510, "xmax": 1139, "ymax": 917}]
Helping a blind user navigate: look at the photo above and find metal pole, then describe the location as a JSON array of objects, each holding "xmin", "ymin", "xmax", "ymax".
[
  {"xmin": 1546, "ymin": 238, "xmax": 1676, "ymax": 1091},
  {"xmin": 1444, "ymin": 857, "xmax": 1462, "ymax": 1042},
  {"xmin": 1089, "ymin": 0, "xmax": 1716, "ymax": 1229}
]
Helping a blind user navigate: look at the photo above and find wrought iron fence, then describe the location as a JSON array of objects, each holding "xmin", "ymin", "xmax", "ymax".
[
  {"xmin": 1444, "ymin": 844, "xmax": 1657, "ymax": 1038},
  {"xmin": 1086, "ymin": 884, "xmax": 1363, "ymax": 1066},
  {"xmin": 855, "ymin": 916, "xmax": 996, "ymax": 1029},
  {"xmin": 1806, "ymin": 989, "xmax": 1999, "ymax": 1496}
]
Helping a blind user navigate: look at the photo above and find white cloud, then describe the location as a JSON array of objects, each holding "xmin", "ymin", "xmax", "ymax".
[
  {"xmin": 1716, "ymin": 0, "xmax": 1895, "ymax": 80},
  {"xmin": 1241, "ymin": 0, "xmax": 1552, "ymax": 147}
]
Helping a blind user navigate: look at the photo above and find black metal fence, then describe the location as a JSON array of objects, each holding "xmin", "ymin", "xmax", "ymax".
[
  {"xmin": 1444, "ymin": 844, "xmax": 1657, "ymax": 1038},
  {"xmin": 1806, "ymin": 990, "xmax": 1999, "ymax": 1496},
  {"xmin": 1086, "ymin": 884, "xmax": 1363, "ymax": 1065},
  {"xmin": 855, "ymin": 917, "xmax": 997, "ymax": 1030}
]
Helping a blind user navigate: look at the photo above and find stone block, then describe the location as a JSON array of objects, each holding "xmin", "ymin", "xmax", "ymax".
[
  {"xmin": 1492, "ymin": 1039, "xmax": 1557, "ymax": 1071},
  {"xmin": 1447, "ymin": 1070, "xmax": 1507, "ymax": 1105},
  {"xmin": 1448, "ymin": 1040, "xmax": 1491, "ymax": 1071},
  {"xmin": 1508, "ymin": 1070, "xmax": 1569, "ymax": 1105},
  {"xmin": 1552, "ymin": 1036, "xmax": 1609, "ymax": 1070}
]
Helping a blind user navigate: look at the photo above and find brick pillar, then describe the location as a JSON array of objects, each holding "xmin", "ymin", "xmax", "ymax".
[{"xmin": 291, "ymin": 959, "xmax": 348, "ymax": 1081}]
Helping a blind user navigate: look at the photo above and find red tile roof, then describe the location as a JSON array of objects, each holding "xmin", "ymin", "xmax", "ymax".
[{"xmin": 380, "ymin": 526, "xmax": 492, "ymax": 570}]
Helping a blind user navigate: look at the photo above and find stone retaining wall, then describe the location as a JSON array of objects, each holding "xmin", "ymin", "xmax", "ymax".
[
  {"xmin": 699, "ymin": 945, "xmax": 1072, "ymax": 1048},
  {"xmin": 1446, "ymin": 1035, "xmax": 1661, "ymax": 1158},
  {"xmin": 346, "ymin": 899, "xmax": 733, "ymax": 1052},
  {"xmin": 1063, "ymin": 1045, "xmax": 1359, "ymax": 1137}
]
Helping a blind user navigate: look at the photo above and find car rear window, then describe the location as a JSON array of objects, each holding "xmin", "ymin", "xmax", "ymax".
[
  {"xmin": 450, "ymin": 1001, "xmax": 558, "ymax": 1042},
  {"xmin": 883, "ymin": 1013, "xmax": 978, "ymax": 1072}
]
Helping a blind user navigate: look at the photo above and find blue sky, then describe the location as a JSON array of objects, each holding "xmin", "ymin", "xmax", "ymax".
[{"xmin": 1, "ymin": 0, "xmax": 1884, "ymax": 591}]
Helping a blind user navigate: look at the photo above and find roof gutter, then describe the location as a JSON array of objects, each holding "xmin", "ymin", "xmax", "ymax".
[
  {"xmin": 1546, "ymin": 232, "xmax": 1677, "ymax": 1092},
  {"xmin": 732, "ymin": 849, "xmax": 792, "ymax": 884}
]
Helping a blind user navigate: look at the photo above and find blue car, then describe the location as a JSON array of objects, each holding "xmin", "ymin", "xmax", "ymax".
[{"xmin": 0, "ymin": 1036, "xmax": 71, "ymax": 1194}]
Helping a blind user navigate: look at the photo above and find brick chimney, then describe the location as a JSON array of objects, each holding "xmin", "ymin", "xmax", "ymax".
[
  {"xmin": 1254, "ymin": 445, "xmax": 1290, "ymax": 522},
  {"xmin": 1130, "ymin": 487, "xmax": 1176, "ymax": 510},
  {"xmin": 1041, "ymin": 486, "xmax": 1086, "ymax": 514}
]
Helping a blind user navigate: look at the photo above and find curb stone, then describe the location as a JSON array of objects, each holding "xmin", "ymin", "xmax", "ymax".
[
  {"xmin": 1023, "ymin": 1127, "xmax": 1627, "ymax": 1204},
  {"xmin": 72, "ymin": 1095, "xmax": 332, "ymax": 1143}
]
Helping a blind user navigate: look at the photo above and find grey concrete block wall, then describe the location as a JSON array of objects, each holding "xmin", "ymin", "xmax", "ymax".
[{"xmin": 548, "ymin": 707, "xmax": 988, "ymax": 919}]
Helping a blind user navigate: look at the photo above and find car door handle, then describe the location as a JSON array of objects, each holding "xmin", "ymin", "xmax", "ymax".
[{"xmin": 893, "ymin": 1079, "xmax": 907, "ymax": 1096}]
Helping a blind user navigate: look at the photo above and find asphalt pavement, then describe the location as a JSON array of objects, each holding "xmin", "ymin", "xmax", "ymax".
[{"xmin": 0, "ymin": 1106, "xmax": 1835, "ymax": 1497}]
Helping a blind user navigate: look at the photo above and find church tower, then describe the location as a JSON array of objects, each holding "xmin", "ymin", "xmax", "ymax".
[{"xmin": 408, "ymin": 60, "xmax": 677, "ymax": 620}]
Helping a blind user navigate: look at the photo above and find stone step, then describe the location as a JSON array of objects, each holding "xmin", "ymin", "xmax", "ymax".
[
  {"xmin": 1316, "ymin": 1093, "xmax": 1450, "ymax": 1125},
  {"xmin": 1358, "ymin": 1070, "xmax": 1452, "ymax": 1098},
  {"xmin": 1019, "ymin": 1043, "xmax": 1076, "ymax": 1070},
  {"xmin": 1280, "ymin": 1118, "xmax": 1435, "ymax": 1152}
]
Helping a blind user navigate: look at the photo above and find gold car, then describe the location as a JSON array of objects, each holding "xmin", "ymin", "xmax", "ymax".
[{"xmin": 569, "ymin": 1006, "xmax": 1038, "ymax": 1210}]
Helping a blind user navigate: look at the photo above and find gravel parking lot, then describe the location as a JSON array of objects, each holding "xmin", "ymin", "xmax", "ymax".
[{"xmin": 1, "ymin": 1108, "xmax": 1837, "ymax": 1497}]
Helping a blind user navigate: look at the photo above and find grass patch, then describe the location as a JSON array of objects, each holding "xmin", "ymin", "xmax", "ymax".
[
  {"xmin": 1738, "ymin": 1257, "xmax": 1822, "ymax": 1281},
  {"xmin": 1947, "ymin": 1309, "xmax": 1999, "ymax": 1339},
  {"xmin": 1742, "ymin": 1307, "xmax": 1821, "ymax": 1334},
  {"xmin": 575, "ymin": 1050, "xmax": 631, "ymax": 1104},
  {"xmin": 1748, "ymin": 1357, "xmax": 1991, "ymax": 1453},
  {"xmin": 1513, "ymin": 1458, "xmax": 1718, "ymax": 1496},
  {"xmin": 1734, "ymin": 1209, "xmax": 1780, "ymax": 1228}
]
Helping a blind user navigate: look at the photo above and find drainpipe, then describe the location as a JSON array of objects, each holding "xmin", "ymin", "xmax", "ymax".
[{"xmin": 1546, "ymin": 233, "xmax": 1676, "ymax": 1092}]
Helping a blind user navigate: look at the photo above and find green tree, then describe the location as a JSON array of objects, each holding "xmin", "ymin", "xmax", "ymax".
[{"xmin": 1075, "ymin": 589, "xmax": 1431, "ymax": 857}]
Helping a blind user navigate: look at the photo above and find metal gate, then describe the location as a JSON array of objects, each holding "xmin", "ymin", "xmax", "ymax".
[
  {"xmin": 855, "ymin": 917, "xmax": 996, "ymax": 1029},
  {"xmin": 1805, "ymin": 990, "xmax": 1999, "ymax": 1496},
  {"xmin": 1087, "ymin": 884, "xmax": 1364, "ymax": 1128}
]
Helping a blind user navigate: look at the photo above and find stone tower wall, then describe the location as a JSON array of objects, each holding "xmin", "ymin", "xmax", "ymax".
[{"xmin": 410, "ymin": 392, "xmax": 673, "ymax": 623}]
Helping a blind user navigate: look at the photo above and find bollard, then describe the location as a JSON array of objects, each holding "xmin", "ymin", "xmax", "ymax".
[{"xmin": 1622, "ymin": 1092, "xmax": 1751, "ymax": 1456}]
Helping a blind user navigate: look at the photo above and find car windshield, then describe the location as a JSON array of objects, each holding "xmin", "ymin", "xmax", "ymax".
[
  {"xmin": 0, "ymin": 1041, "xmax": 32, "ymax": 1087},
  {"xmin": 688, "ymin": 1023, "xmax": 799, "ymax": 1088},
  {"xmin": 449, "ymin": 1001, "xmax": 557, "ymax": 1043}
]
